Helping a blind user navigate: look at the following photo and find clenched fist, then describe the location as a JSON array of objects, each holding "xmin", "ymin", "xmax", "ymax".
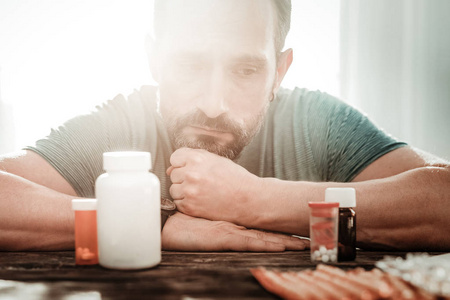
[{"xmin": 167, "ymin": 148, "xmax": 261, "ymax": 225}]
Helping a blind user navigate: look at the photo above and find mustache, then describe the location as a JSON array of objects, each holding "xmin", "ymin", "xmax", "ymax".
[{"xmin": 175, "ymin": 110, "xmax": 248, "ymax": 138}]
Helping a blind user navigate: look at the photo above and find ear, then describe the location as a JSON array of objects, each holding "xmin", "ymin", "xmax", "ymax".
[
  {"xmin": 272, "ymin": 48, "xmax": 293, "ymax": 95},
  {"xmin": 145, "ymin": 34, "xmax": 160, "ymax": 83}
]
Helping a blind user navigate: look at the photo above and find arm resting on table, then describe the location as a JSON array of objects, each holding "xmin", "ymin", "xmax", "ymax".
[
  {"xmin": 0, "ymin": 150, "xmax": 76, "ymax": 251},
  {"xmin": 247, "ymin": 147, "xmax": 450, "ymax": 250},
  {"xmin": 0, "ymin": 151, "xmax": 308, "ymax": 252},
  {"xmin": 172, "ymin": 146, "xmax": 450, "ymax": 251}
]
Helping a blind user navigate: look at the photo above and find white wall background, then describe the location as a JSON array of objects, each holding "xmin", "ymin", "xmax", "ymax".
[{"xmin": 341, "ymin": 0, "xmax": 450, "ymax": 160}]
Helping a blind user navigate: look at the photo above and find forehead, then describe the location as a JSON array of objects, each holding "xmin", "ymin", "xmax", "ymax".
[{"xmin": 155, "ymin": 0, "xmax": 276, "ymax": 57}]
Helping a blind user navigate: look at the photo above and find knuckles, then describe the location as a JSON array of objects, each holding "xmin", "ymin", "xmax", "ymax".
[
  {"xmin": 184, "ymin": 185, "xmax": 200, "ymax": 199},
  {"xmin": 184, "ymin": 171, "xmax": 201, "ymax": 183},
  {"xmin": 186, "ymin": 153, "xmax": 205, "ymax": 165}
]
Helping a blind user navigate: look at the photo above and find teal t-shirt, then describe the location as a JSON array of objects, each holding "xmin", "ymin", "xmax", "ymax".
[{"xmin": 25, "ymin": 86, "xmax": 406, "ymax": 199}]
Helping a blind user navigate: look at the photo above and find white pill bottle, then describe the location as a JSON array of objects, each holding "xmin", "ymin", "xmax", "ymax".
[{"xmin": 96, "ymin": 151, "xmax": 161, "ymax": 270}]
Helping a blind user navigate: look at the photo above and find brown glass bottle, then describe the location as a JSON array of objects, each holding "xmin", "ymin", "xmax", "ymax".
[{"xmin": 338, "ymin": 207, "xmax": 356, "ymax": 261}]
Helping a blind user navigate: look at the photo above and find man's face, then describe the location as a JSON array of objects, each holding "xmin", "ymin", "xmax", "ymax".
[{"xmin": 154, "ymin": 0, "xmax": 279, "ymax": 159}]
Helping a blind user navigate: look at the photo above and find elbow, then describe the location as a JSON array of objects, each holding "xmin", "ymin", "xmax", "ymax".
[{"xmin": 357, "ymin": 223, "xmax": 450, "ymax": 252}]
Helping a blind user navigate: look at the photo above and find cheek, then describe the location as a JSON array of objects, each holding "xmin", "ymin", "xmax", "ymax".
[
  {"xmin": 159, "ymin": 91, "xmax": 187, "ymax": 123},
  {"xmin": 159, "ymin": 62, "xmax": 204, "ymax": 95},
  {"xmin": 228, "ymin": 74, "xmax": 274, "ymax": 117},
  {"xmin": 158, "ymin": 77, "xmax": 200, "ymax": 117}
]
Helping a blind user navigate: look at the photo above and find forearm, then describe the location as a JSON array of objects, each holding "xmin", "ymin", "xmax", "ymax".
[
  {"xmin": 244, "ymin": 166, "xmax": 450, "ymax": 251},
  {"xmin": 0, "ymin": 171, "xmax": 75, "ymax": 251}
]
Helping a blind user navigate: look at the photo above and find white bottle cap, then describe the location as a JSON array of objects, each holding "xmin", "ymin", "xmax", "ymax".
[
  {"xmin": 325, "ymin": 187, "xmax": 356, "ymax": 207},
  {"xmin": 103, "ymin": 151, "xmax": 151, "ymax": 171},
  {"xmin": 72, "ymin": 199, "xmax": 97, "ymax": 211}
]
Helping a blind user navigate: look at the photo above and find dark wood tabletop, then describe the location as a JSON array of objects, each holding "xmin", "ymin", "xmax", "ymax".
[{"xmin": 0, "ymin": 250, "xmax": 440, "ymax": 299}]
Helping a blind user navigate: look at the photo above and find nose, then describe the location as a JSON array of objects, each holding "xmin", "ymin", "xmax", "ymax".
[{"xmin": 196, "ymin": 67, "xmax": 229, "ymax": 119}]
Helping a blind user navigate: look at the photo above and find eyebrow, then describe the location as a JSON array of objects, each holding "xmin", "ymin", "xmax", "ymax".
[
  {"xmin": 232, "ymin": 54, "xmax": 268, "ymax": 64},
  {"xmin": 172, "ymin": 52, "xmax": 269, "ymax": 65}
]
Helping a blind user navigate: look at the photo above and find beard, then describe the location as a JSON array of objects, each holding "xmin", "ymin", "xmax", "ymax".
[{"xmin": 162, "ymin": 107, "xmax": 267, "ymax": 160}]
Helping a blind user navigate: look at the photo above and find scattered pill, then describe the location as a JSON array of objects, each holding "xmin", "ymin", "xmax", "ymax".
[{"xmin": 319, "ymin": 246, "xmax": 327, "ymax": 255}]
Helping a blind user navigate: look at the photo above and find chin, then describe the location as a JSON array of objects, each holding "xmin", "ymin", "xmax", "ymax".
[{"xmin": 174, "ymin": 135, "xmax": 244, "ymax": 160}]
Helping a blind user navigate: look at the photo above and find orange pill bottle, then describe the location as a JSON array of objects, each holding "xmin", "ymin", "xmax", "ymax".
[
  {"xmin": 72, "ymin": 199, "xmax": 99, "ymax": 265},
  {"xmin": 308, "ymin": 201, "xmax": 339, "ymax": 263}
]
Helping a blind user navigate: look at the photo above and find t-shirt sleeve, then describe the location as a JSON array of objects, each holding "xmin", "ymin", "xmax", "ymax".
[
  {"xmin": 24, "ymin": 91, "xmax": 152, "ymax": 197},
  {"xmin": 308, "ymin": 93, "xmax": 407, "ymax": 182}
]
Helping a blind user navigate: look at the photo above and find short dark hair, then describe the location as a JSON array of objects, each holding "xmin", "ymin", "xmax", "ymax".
[
  {"xmin": 153, "ymin": 0, "xmax": 292, "ymax": 54},
  {"xmin": 271, "ymin": 0, "xmax": 292, "ymax": 53}
]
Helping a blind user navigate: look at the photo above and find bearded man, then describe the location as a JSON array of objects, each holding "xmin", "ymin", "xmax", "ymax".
[{"xmin": 0, "ymin": 0, "xmax": 449, "ymax": 251}]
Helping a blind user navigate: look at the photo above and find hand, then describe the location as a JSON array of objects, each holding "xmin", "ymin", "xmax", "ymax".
[
  {"xmin": 161, "ymin": 213, "xmax": 309, "ymax": 251},
  {"xmin": 167, "ymin": 148, "xmax": 259, "ymax": 224}
]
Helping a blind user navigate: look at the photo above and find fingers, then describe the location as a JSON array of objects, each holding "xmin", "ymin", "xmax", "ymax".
[
  {"xmin": 169, "ymin": 147, "xmax": 194, "ymax": 168},
  {"xmin": 263, "ymin": 231, "xmax": 309, "ymax": 250},
  {"xmin": 243, "ymin": 230, "xmax": 309, "ymax": 251},
  {"xmin": 168, "ymin": 167, "xmax": 184, "ymax": 184},
  {"xmin": 223, "ymin": 234, "xmax": 286, "ymax": 252},
  {"xmin": 167, "ymin": 148, "xmax": 196, "ymax": 185},
  {"xmin": 170, "ymin": 184, "xmax": 184, "ymax": 200},
  {"xmin": 166, "ymin": 165, "xmax": 174, "ymax": 176},
  {"xmin": 222, "ymin": 228, "xmax": 309, "ymax": 252},
  {"xmin": 285, "ymin": 236, "xmax": 309, "ymax": 250},
  {"xmin": 169, "ymin": 148, "xmax": 186, "ymax": 168},
  {"xmin": 170, "ymin": 147, "xmax": 211, "ymax": 170},
  {"xmin": 168, "ymin": 163, "xmax": 186, "ymax": 200}
]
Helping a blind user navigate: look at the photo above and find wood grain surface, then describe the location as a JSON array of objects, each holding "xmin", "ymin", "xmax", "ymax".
[{"xmin": 0, "ymin": 250, "xmax": 433, "ymax": 299}]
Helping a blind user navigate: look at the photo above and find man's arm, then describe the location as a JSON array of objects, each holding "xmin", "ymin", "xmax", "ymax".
[
  {"xmin": 255, "ymin": 146, "xmax": 450, "ymax": 250},
  {"xmin": 0, "ymin": 150, "xmax": 76, "ymax": 250},
  {"xmin": 348, "ymin": 147, "xmax": 449, "ymax": 250},
  {"xmin": 0, "ymin": 150, "xmax": 307, "ymax": 251},
  {"xmin": 168, "ymin": 146, "xmax": 450, "ymax": 250}
]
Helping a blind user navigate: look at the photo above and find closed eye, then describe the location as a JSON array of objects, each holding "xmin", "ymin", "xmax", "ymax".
[
  {"xmin": 237, "ymin": 67, "xmax": 257, "ymax": 76},
  {"xmin": 233, "ymin": 65, "xmax": 262, "ymax": 77}
]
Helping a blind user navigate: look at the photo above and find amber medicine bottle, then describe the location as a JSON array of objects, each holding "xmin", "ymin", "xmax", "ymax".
[
  {"xmin": 308, "ymin": 201, "xmax": 339, "ymax": 263},
  {"xmin": 96, "ymin": 151, "xmax": 161, "ymax": 270},
  {"xmin": 72, "ymin": 199, "xmax": 99, "ymax": 265},
  {"xmin": 325, "ymin": 188, "xmax": 356, "ymax": 261}
]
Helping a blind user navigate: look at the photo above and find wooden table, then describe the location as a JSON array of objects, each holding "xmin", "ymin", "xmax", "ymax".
[{"xmin": 0, "ymin": 250, "xmax": 436, "ymax": 299}]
